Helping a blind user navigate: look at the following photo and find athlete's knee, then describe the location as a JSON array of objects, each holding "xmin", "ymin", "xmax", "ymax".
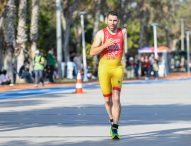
[
  {"xmin": 105, "ymin": 99, "xmax": 111, "ymax": 105},
  {"xmin": 112, "ymin": 93, "xmax": 120, "ymax": 103},
  {"xmin": 112, "ymin": 99, "xmax": 120, "ymax": 106}
]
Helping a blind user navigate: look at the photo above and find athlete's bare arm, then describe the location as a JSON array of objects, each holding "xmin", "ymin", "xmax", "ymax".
[{"xmin": 90, "ymin": 30, "xmax": 114, "ymax": 56}]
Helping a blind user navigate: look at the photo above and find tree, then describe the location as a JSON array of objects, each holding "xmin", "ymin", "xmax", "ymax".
[
  {"xmin": 92, "ymin": 0, "xmax": 101, "ymax": 37},
  {"xmin": 15, "ymin": 0, "xmax": 27, "ymax": 83},
  {"xmin": 30, "ymin": 0, "xmax": 39, "ymax": 60},
  {"xmin": 0, "ymin": 12, "xmax": 5, "ymax": 69},
  {"xmin": 62, "ymin": 0, "xmax": 78, "ymax": 63},
  {"xmin": 137, "ymin": 0, "xmax": 151, "ymax": 48},
  {"xmin": 92, "ymin": 0, "xmax": 101, "ymax": 71},
  {"xmin": 3, "ymin": 0, "xmax": 16, "ymax": 84},
  {"xmin": 150, "ymin": 0, "xmax": 174, "ymax": 47},
  {"xmin": 71, "ymin": 0, "xmax": 92, "ymax": 54},
  {"xmin": 38, "ymin": 0, "xmax": 56, "ymax": 51}
]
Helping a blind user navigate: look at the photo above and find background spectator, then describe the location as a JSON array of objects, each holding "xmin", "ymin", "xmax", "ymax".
[
  {"xmin": 0, "ymin": 70, "xmax": 11, "ymax": 85},
  {"xmin": 46, "ymin": 50, "xmax": 56, "ymax": 83},
  {"xmin": 153, "ymin": 58, "xmax": 159, "ymax": 80},
  {"xmin": 33, "ymin": 50, "xmax": 45, "ymax": 87},
  {"xmin": 19, "ymin": 61, "xmax": 33, "ymax": 83}
]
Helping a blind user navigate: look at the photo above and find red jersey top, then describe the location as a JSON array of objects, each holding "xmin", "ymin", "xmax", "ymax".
[{"xmin": 99, "ymin": 27, "xmax": 124, "ymax": 66}]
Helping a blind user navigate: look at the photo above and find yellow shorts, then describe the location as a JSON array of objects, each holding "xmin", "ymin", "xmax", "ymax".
[{"xmin": 98, "ymin": 64, "xmax": 123, "ymax": 98}]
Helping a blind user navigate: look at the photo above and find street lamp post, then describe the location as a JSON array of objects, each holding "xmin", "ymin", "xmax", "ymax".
[
  {"xmin": 186, "ymin": 31, "xmax": 190, "ymax": 73},
  {"xmin": 152, "ymin": 23, "xmax": 158, "ymax": 59},
  {"xmin": 56, "ymin": 0, "xmax": 62, "ymax": 78},
  {"xmin": 123, "ymin": 24, "xmax": 128, "ymax": 54},
  {"xmin": 181, "ymin": 19, "xmax": 185, "ymax": 51},
  {"xmin": 79, "ymin": 11, "xmax": 88, "ymax": 82}
]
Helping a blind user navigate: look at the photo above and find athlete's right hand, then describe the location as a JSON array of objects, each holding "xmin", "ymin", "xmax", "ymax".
[{"xmin": 104, "ymin": 38, "xmax": 114, "ymax": 48}]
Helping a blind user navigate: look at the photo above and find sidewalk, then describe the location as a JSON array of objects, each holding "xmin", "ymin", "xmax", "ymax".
[{"xmin": 0, "ymin": 72, "xmax": 191, "ymax": 92}]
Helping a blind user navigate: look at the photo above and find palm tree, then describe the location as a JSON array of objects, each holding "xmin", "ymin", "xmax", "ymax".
[
  {"xmin": 149, "ymin": 1, "xmax": 178, "ymax": 47},
  {"xmin": 3, "ymin": 0, "xmax": 16, "ymax": 84},
  {"xmin": 62, "ymin": 0, "xmax": 78, "ymax": 63},
  {"xmin": 0, "ymin": 14, "xmax": 4, "ymax": 69},
  {"xmin": 30, "ymin": 0, "xmax": 39, "ymax": 60},
  {"xmin": 16, "ymin": 0, "xmax": 27, "ymax": 83},
  {"xmin": 92, "ymin": 0, "xmax": 101, "ymax": 37},
  {"xmin": 137, "ymin": 0, "xmax": 151, "ymax": 48},
  {"xmin": 0, "ymin": 0, "xmax": 7, "ymax": 70},
  {"xmin": 92, "ymin": 0, "xmax": 101, "ymax": 71}
]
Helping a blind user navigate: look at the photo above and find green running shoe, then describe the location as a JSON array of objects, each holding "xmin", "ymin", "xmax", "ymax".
[{"xmin": 110, "ymin": 127, "xmax": 120, "ymax": 140}]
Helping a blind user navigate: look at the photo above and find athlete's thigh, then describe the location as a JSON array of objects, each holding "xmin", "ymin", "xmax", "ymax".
[
  {"xmin": 111, "ymin": 65, "xmax": 123, "ymax": 89},
  {"xmin": 98, "ymin": 66, "xmax": 112, "ymax": 96}
]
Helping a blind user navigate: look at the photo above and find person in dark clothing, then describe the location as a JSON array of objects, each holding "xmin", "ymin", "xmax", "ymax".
[
  {"xmin": 142, "ymin": 56, "xmax": 150, "ymax": 80},
  {"xmin": 19, "ymin": 62, "xmax": 33, "ymax": 83},
  {"xmin": 46, "ymin": 50, "xmax": 56, "ymax": 83}
]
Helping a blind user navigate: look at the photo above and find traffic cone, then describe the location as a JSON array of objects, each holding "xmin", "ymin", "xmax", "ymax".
[{"xmin": 75, "ymin": 70, "xmax": 83, "ymax": 94}]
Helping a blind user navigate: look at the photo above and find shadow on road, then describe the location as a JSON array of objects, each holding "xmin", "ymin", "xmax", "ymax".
[{"xmin": 1, "ymin": 102, "xmax": 191, "ymax": 146}]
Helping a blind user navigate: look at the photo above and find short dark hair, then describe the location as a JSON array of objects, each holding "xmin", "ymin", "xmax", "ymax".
[{"xmin": 107, "ymin": 11, "xmax": 119, "ymax": 18}]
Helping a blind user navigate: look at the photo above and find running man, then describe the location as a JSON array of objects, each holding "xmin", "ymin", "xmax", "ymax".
[{"xmin": 90, "ymin": 11, "xmax": 126, "ymax": 139}]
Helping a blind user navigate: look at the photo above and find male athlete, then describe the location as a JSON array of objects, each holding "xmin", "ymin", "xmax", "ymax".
[{"xmin": 90, "ymin": 11, "xmax": 126, "ymax": 139}]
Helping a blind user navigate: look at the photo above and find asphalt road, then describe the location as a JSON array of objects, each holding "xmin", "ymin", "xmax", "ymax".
[{"xmin": 0, "ymin": 79, "xmax": 191, "ymax": 146}]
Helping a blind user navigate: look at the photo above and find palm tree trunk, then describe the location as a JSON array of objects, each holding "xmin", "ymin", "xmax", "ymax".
[
  {"xmin": 172, "ymin": 38, "xmax": 178, "ymax": 51},
  {"xmin": 92, "ymin": 0, "xmax": 101, "ymax": 71},
  {"xmin": 30, "ymin": 0, "xmax": 39, "ymax": 60},
  {"xmin": 92, "ymin": 0, "xmax": 101, "ymax": 37},
  {"xmin": 120, "ymin": 0, "xmax": 128, "ymax": 25},
  {"xmin": 0, "ymin": 15, "xmax": 4, "ymax": 69},
  {"xmin": 73, "ymin": 24, "xmax": 81, "ymax": 54},
  {"xmin": 165, "ymin": 26, "xmax": 170, "ymax": 47},
  {"xmin": 139, "ymin": 19, "xmax": 145, "ymax": 49},
  {"xmin": 63, "ymin": 19, "xmax": 71, "ymax": 62},
  {"xmin": 16, "ymin": 0, "xmax": 27, "ymax": 83},
  {"xmin": 62, "ymin": 0, "xmax": 78, "ymax": 63},
  {"xmin": 3, "ymin": 0, "xmax": 16, "ymax": 84}
]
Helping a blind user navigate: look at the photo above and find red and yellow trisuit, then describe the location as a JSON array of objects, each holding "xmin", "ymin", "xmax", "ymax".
[{"xmin": 98, "ymin": 27, "xmax": 124, "ymax": 99}]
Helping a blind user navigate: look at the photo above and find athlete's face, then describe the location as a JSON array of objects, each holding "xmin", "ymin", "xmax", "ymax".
[{"xmin": 107, "ymin": 15, "xmax": 119, "ymax": 32}]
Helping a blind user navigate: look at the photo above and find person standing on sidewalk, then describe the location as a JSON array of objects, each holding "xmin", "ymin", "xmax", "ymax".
[
  {"xmin": 33, "ymin": 50, "xmax": 45, "ymax": 87},
  {"xmin": 47, "ymin": 50, "xmax": 56, "ymax": 83},
  {"xmin": 90, "ymin": 11, "xmax": 126, "ymax": 139}
]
